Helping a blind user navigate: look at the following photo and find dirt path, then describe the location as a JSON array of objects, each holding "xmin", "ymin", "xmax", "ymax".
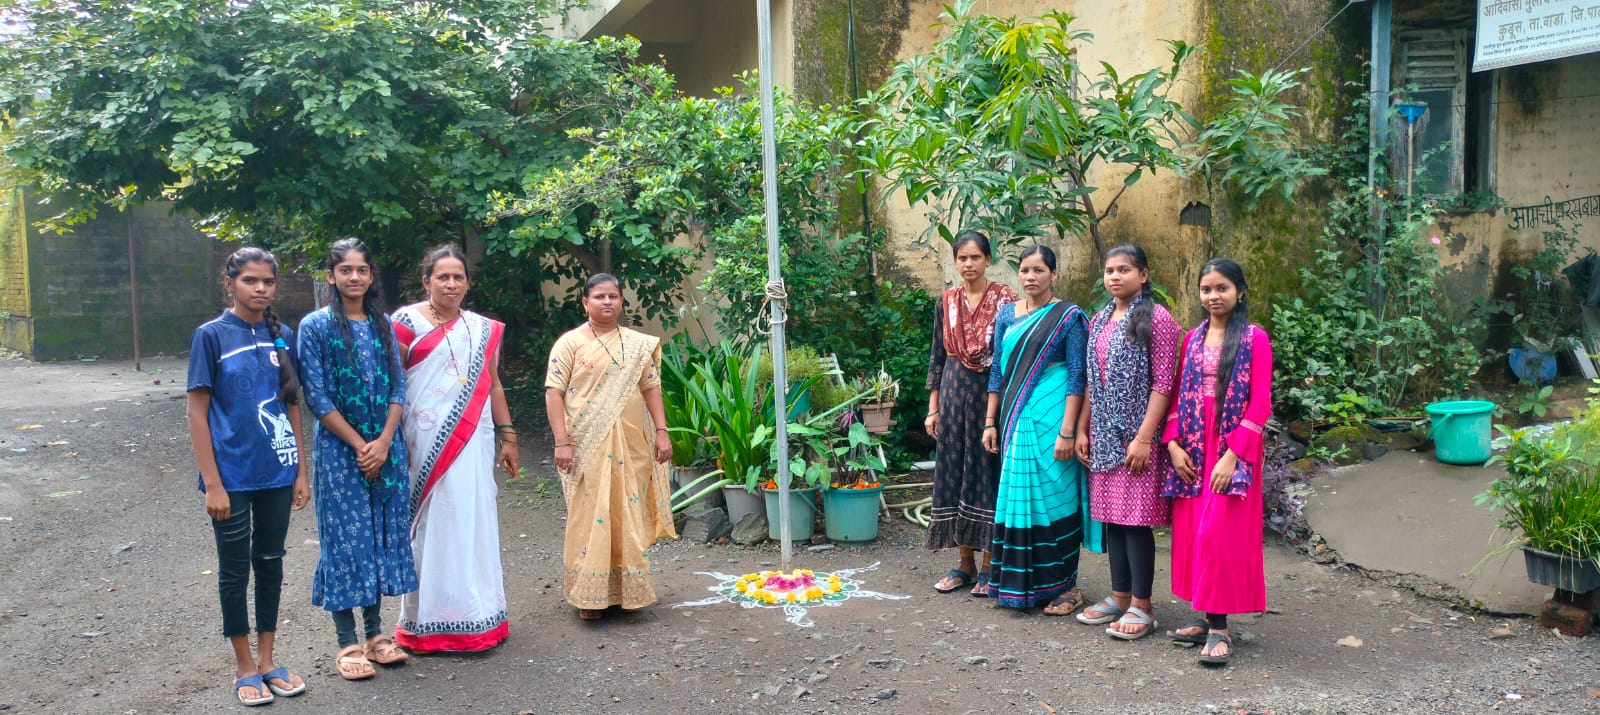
[{"xmin": 1, "ymin": 356, "xmax": 1597, "ymax": 714}]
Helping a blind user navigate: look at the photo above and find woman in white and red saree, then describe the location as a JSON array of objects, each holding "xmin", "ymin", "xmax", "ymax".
[{"xmin": 390, "ymin": 244, "xmax": 518, "ymax": 652}]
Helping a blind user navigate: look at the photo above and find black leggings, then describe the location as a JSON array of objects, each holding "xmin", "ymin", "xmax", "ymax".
[
  {"xmin": 210, "ymin": 485, "xmax": 293, "ymax": 639},
  {"xmin": 1104, "ymin": 523, "xmax": 1156, "ymax": 600}
]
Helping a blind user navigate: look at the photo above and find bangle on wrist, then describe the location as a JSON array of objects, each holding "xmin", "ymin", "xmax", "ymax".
[
  {"xmin": 656, "ymin": 428, "xmax": 669, "ymax": 433},
  {"xmin": 1059, "ymin": 432, "xmax": 1074, "ymax": 440},
  {"xmin": 555, "ymin": 442, "xmax": 571, "ymax": 448},
  {"xmin": 926, "ymin": 410, "xmax": 938, "ymax": 417}
]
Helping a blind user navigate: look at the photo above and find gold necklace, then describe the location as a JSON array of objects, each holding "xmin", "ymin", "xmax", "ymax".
[
  {"xmin": 428, "ymin": 302, "xmax": 470, "ymax": 385},
  {"xmin": 588, "ymin": 321, "xmax": 624, "ymax": 366}
]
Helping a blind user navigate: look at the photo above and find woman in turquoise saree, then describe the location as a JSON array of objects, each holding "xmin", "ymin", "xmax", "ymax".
[{"xmin": 982, "ymin": 245, "xmax": 1102, "ymax": 612}]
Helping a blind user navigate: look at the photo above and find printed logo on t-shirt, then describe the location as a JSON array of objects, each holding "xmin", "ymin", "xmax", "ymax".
[
  {"xmin": 257, "ymin": 398, "xmax": 298, "ymax": 467},
  {"xmin": 268, "ymin": 350, "xmax": 280, "ymax": 367}
]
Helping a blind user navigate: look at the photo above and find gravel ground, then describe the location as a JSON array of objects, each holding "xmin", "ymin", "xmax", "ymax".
[{"xmin": 0, "ymin": 356, "xmax": 1597, "ymax": 715}]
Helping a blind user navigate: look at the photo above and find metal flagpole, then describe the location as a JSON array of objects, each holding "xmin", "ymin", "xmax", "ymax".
[{"xmin": 754, "ymin": 0, "xmax": 793, "ymax": 571}]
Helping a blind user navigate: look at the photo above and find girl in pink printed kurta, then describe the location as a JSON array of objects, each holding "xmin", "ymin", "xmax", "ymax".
[
  {"xmin": 1073, "ymin": 245, "xmax": 1182, "ymax": 641},
  {"xmin": 1160, "ymin": 257, "xmax": 1273, "ymax": 666}
]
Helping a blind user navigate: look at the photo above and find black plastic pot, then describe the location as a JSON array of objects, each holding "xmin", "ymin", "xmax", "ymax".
[{"xmin": 1522, "ymin": 546, "xmax": 1600, "ymax": 593}]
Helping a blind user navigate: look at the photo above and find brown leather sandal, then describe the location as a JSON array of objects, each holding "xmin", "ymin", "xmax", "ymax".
[
  {"xmin": 365, "ymin": 635, "xmax": 409, "ymax": 665},
  {"xmin": 336, "ymin": 645, "xmax": 376, "ymax": 681},
  {"xmin": 577, "ymin": 608, "xmax": 604, "ymax": 621}
]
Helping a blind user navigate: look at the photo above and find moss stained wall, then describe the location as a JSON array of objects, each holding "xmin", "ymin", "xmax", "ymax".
[
  {"xmin": 848, "ymin": 1, "xmax": 1361, "ymax": 325},
  {"xmin": 0, "ymin": 180, "xmax": 29, "ymax": 355},
  {"xmin": 1189, "ymin": 0, "xmax": 1366, "ymax": 327},
  {"xmin": 791, "ymin": 0, "xmax": 909, "ymax": 107}
]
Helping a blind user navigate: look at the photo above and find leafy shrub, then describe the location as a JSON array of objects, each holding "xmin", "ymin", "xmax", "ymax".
[{"xmin": 1270, "ymin": 92, "xmax": 1483, "ymax": 421}]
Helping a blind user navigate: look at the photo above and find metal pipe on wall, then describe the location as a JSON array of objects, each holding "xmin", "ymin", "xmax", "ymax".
[
  {"xmin": 1368, "ymin": 0, "xmax": 1392, "ymax": 311},
  {"xmin": 126, "ymin": 210, "xmax": 142, "ymax": 371}
]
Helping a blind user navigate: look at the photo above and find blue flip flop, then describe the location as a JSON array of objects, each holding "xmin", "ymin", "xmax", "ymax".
[
  {"xmin": 969, "ymin": 571, "xmax": 992, "ymax": 597},
  {"xmin": 934, "ymin": 568, "xmax": 975, "ymax": 593},
  {"xmin": 261, "ymin": 666, "xmax": 305, "ymax": 697},
  {"xmin": 233, "ymin": 674, "xmax": 273, "ymax": 706}
]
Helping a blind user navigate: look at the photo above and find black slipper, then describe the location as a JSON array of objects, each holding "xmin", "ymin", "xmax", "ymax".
[
  {"xmin": 1198, "ymin": 632, "xmax": 1233, "ymax": 665},
  {"xmin": 1170, "ymin": 618, "xmax": 1210, "ymax": 645},
  {"xmin": 934, "ymin": 568, "xmax": 975, "ymax": 593},
  {"xmin": 1042, "ymin": 591, "xmax": 1084, "ymax": 616}
]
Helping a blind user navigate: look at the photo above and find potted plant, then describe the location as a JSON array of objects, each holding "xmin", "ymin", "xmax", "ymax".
[
  {"xmin": 757, "ymin": 345, "xmax": 829, "ymax": 418},
  {"xmin": 856, "ymin": 368, "xmax": 900, "ymax": 435},
  {"xmin": 1502, "ymin": 223, "xmax": 1581, "ymax": 385},
  {"xmin": 761, "ymin": 403, "xmax": 854, "ymax": 542},
  {"xmin": 661, "ymin": 337, "xmax": 723, "ymax": 512},
  {"xmin": 676, "ymin": 344, "xmax": 774, "ymax": 523},
  {"xmin": 1477, "ymin": 426, "xmax": 1600, "ymax": 592},
  {"xmin": 822, "ymin": 422, "xmax": 889, "ymax": 543}
]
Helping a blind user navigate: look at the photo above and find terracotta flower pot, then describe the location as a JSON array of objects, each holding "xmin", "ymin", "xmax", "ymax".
[{"xmin": 860, "ymin": 401, "xmax": 895, "ymax": 434}]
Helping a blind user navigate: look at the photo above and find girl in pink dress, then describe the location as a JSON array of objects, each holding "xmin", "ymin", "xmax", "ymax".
[
  {"xmin": 1073, "ymin": 245, "xmax": 1182, "ymax": 640},
  {"xmin": 1160, "ymin": 257, "xmax": 1273, "ymax": 666}
]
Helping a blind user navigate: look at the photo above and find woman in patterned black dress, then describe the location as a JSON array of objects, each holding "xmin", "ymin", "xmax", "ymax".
[{"xmin": 926, "ymin": 231, "xmax": 1016, "ymax": 596}]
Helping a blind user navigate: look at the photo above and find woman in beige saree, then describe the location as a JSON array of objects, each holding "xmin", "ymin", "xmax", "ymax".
[{"xmin": 545, "ymin": 273, "xmax": 677, "ymax": 621}]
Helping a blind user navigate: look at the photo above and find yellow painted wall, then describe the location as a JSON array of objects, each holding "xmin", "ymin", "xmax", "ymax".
[
  {"xmin": 0, "ymin": 180, "xmax": 30, "ymax": 355},
  {"xmin": 620, "ymin": 0, "xmax": 792, "ymax": 99},
  {"xmin": 878, "ymin": 0, "xmax": 1350, "ymax": 326}
]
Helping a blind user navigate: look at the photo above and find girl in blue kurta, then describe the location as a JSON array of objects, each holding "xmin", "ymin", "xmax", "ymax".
[
  {"xmin": 982, "ymin": 245, "xmax": 1102, "ymax": 613},
  {"xmin": 298, "ymin": 238, "xmax": 417, "ymax": 682}
]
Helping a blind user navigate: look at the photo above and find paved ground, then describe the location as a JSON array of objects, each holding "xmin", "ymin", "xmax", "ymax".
[
  {"xmin": 1, "ymin": 356, "xmax": 1598, "ymax": 714},
  {"xmin": 1304, "ymin": 452, "xmax": 1549, "ymax": 615}
]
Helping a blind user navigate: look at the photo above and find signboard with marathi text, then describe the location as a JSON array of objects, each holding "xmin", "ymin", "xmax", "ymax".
[{"xmin": 1474, "ymin": 0, "xmax": 1600, "ymax": 71}]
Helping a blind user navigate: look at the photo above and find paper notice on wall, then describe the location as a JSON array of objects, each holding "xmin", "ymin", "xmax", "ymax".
[{"xmin": 1474, "ymin": 0, "xmax": 1600, "ymax": 71}]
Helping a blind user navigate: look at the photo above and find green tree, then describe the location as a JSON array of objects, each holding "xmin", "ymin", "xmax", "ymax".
[
  {"xmin": 862, "ymin": 0, "xmax": 1321, "ymax": 259},
  {"xmin": 0, "ymin": 0, "xmax": 691, "ymax": 346},
  {"xmin": 501, "ymin": 73, "xmax": 859, "ymax": 343}
]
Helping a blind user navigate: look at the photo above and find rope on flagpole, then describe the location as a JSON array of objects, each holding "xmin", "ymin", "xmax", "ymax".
[{"xmin": 755, "ymin": 279, "xmax": 789, "ymax": 335}]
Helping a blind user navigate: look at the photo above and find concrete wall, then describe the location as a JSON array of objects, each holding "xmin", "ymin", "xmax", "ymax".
[
  {"xmin": 1434, "ymin": 53, "xmax": 1600, "ymax": 310},
  {"xmin": 567, "ymin": 0, "xmax": 792, "ymax": 99},
  {"xmin": 5, "ymin": 194, "xmax": 316, "ymax": 361},
  {"xmin": 546, "ymin": 0, "xmax": 1600, "ymax": 342}
]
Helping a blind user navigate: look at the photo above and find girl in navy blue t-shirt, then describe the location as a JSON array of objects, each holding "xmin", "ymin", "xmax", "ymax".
[{"xmin": 186, "ymin": 247, "xmax": 311, "ymax": 706}]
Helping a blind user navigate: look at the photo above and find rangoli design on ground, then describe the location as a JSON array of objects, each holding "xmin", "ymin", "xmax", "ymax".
[{"xmin": 672, "ymin": 561, "xmax": 908, "ymax": 627}]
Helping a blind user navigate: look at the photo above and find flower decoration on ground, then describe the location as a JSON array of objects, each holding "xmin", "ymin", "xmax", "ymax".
[
  {"xmin": 733, "ymin": 569, "xmax": 839, "ymax": 604},
  {"xmin": 673, "ymin": 562, "xmax": 908, "ymax": 627}
]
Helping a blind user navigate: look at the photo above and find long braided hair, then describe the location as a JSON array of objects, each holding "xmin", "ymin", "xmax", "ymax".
[
  {"xmin": 323, "ymin": 238, "xmax": 400, "ymax": 388},
  {"xmin": 1104, "ymin": 244, "xmax": 1156, "ymax": 349},
  {"xmin": 223, "ymin": 247, "xmax": 301, "ymax": 406}
]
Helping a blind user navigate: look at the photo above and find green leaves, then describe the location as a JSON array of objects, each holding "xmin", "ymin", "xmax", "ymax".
[
  {"xmin": 1268, "ymin": 93, "xmax": 1483, "ymax": 422},
  {"xmin": 865, "ymin": 4, "xmax": 1314, "ymax": 258}
]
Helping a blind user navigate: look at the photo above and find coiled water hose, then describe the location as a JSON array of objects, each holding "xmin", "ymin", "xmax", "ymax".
[{"xmin": 880, "ymin": 481, "xmax": 932, "ymax": 527}]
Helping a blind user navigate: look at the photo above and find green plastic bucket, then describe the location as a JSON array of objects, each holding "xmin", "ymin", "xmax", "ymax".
[
  {"xmin": 823, "ymin": 484, "xmax": 885, "ymax": 543},
  {"xmin": 1425, "ymin": 400, "xmax": 1495, "ymax": 465},
  {"xmin": 763, "ymin": 487, "xmax": 819, "ymax": 542}
]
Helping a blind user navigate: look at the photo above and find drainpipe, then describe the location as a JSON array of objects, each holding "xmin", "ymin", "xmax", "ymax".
[
  {"xmin": 847, "ymin": 0, "xmax": 878, "ymax": 312},
  {"xmin": 1368, "ymin": 0, "xmax": 1391, "ymax": 311}
]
